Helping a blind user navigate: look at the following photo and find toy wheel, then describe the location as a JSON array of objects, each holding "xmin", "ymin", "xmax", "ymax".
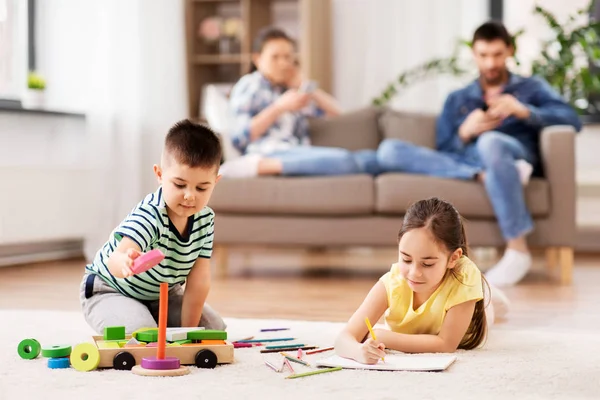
[
  {"xmin": 113, "ymin": 351, "xmax": 136, "ymax": 370},
  {"xmin": 195, "ymin": 349, "xmax": 217, "ymax": 369}
]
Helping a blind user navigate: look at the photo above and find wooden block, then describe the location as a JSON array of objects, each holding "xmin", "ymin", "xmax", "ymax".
[
  {"xmin": 124, "ymin": 343, "xmax": 146, "ymax": 348},
  {"xmin": 200, "ymin": 340, "xmax": 226, "ymax": 345},
  {"xmin": 174, "ymin": 339, "xmax": 192, "ymax": 345},
  {"xmin": 137, "ymin": 330, "xmax": 159, "ymax": 343},
  {"xmin": 166, "ymin": 331, "xmax": 188, "ymax": 342},
  {"xmin": 97, "ymin": 341, "xmax": 121, "ymax": 349},
  {"xmin": 104, "ymin": 326, "xmax": 126, "ymax": 341},
  {"xmin": 187, "ymin": 330, "xmax": 227, "ymax": 341},
  {"xmin": 125, "ymin": 337, "xmax": 140, "ymax": 346},
  {"xmin": 166, "ymin": 327, "xmax": 205, "ymax": 342}
]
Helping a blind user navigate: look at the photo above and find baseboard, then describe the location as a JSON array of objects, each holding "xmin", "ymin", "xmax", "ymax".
[{"xmin": 0, "ymin": 239, "xmax": 84, "ymax": 267}]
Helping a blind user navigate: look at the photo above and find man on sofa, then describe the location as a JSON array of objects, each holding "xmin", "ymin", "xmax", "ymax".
[{"xmin": 377, "ymin": 21, "xmax": 582, "ymax": 286}]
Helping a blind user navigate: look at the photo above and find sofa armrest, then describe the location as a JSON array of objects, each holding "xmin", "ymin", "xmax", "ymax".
[{"xmin": 539, "ymin": 125, "xmax": 577, "ymax": 246}]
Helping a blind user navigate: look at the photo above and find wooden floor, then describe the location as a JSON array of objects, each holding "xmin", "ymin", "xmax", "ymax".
[{"xmin": 0, "ymin": 247, "xmax": 598, "ymax": 334}]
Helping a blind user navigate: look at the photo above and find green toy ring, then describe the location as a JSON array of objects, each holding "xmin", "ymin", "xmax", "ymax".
[
  {"xmin": 17, "ymin": 338, "xmax": 41, "ymax": 360},
  {"xmin": 41, "ymin": 345, "xmax": 72, "ymax": 358}
]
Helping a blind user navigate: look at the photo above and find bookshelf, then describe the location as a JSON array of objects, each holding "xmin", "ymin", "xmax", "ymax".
[{"xmin": 184, "ymin": 0, "xmax": 332, "ymax": 120}]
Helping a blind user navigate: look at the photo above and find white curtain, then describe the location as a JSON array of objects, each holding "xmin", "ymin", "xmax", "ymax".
[
  {"xmin": 83, "ymin": 0, "xmax": 187, "ymax": 261},
  {"xmin": 332, "ymin": 0, "xmax": 489, "ymax": 113}
]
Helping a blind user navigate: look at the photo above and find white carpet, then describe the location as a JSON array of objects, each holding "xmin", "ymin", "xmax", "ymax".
[{"xmin": 1, "ymin": 310, "xmax": 598, "ymax": 400}]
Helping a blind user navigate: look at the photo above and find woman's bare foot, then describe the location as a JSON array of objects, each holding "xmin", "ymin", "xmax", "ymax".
[{"xmin": 257, "ymin": 158, "xmax": 283, "ymax": 175}]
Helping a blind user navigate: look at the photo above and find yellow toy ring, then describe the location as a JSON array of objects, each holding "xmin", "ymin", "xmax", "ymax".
[{"xmin": 70, "ymin": 343, "xmax": 100, "ymax": 372}]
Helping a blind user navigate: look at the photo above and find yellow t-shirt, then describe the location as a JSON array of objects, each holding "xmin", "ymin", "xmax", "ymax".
[{"xmin": 379, "ymin": 256, "xmax": 483, "ymax": 335}]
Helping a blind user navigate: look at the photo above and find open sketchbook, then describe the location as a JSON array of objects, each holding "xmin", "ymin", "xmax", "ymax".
[{"xmin": 315, "ymin": 354, "xmax": 457, "ymax": 372}]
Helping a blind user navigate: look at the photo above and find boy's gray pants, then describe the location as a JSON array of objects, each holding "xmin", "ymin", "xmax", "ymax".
[{"xmin": 80, "ymin": 273, "xmax": 226, "ymax": 335}]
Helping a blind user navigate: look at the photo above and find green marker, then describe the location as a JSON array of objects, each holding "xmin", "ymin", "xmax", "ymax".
[{"xmin": 285, "ymin": 367, "xmax": 343, "ymax": 379}]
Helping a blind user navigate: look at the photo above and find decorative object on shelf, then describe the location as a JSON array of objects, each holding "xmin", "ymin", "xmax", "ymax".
[
  {"xmin": 220, "ymin": 17, "xmax": 242, "ymax": 54},
  {"xmin": 198, "ymin": 16, "xmax": 223, "ymax": 44},
  {"xmin": 22, "ymin": 71, "xmax": 46, "ymax": 109},
  {"xmin": 372, "ymin": 1, "xmax": 600, "ymax": 117},
  {"xmin": 197, "ymin": 16, "xmax": 242, "ymax": 54}
]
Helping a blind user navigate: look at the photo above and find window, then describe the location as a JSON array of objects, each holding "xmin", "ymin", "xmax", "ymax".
[{"xmin": 0, "ymin": 0, "xmax": 27, "ymax": 101}]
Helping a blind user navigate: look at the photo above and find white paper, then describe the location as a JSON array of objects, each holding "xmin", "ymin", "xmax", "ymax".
[{"xmin": 315, "ymin": 354, "xmax": 457, "ymax": 372}]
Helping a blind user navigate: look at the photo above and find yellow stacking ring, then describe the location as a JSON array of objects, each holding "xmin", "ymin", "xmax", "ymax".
[{"xmin": 70, "ymin": 343, "xmax": 100, "ymax": 372}]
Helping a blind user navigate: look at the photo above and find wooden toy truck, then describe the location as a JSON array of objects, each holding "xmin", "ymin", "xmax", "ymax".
[{"xmin": 92, "ymin": 335, "xmax": 234, "ymax": 370}]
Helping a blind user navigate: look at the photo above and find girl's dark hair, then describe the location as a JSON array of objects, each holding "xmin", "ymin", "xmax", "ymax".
[
  {"xmin": 398, "ymin": 197, "xmax": 489, "ymax": 350},
  {"xmin": 248, "ymin": 26, "xmax": 295, "ymax": 73}
]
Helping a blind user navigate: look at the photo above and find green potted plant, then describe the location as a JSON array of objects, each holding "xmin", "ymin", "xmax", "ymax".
[
  {"xmin": 373, "ymin": 1, "xmax": 600, "ymax": 120},
  {"xmin": 23, "ymin": 71, "xmax": 46, "ymax": 109},
  {"xmin": 530, "ymin": 3, "xmax": 600, "ymax": 118}
]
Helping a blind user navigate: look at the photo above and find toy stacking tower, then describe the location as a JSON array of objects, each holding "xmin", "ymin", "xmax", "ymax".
[{"xmin": 131, "ymin": 283, "xmax": 190, "ymax": 376}]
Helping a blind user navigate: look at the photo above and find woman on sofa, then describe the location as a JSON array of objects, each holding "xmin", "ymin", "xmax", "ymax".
[{"xmin": 222, "ymin": 27, "xmax": 380, "ymax": 178}]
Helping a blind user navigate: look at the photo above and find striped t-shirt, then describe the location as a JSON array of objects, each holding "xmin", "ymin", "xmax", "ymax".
[{"xmin": 85, "ymin": 187, "xmax": 215, "ymax": 301}]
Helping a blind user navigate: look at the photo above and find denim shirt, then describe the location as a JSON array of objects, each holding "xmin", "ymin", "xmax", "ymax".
[
  {"xmin": 436, "ymin": 73, "xmax": 582, "ymax": 161},
  {"xmin": 229, "ymin": 71, "xmax": 324, "ymax": 155}
]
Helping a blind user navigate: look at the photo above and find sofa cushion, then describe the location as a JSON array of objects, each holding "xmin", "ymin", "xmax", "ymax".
[
  {"xmin": 375, "ymin": 173, "xmax": 550, "ymax": 218},
  {"xmin": 308, "ymin": 106, "xmax": 382, "ymax": 150},
  {"xmin": 210, "ymin": 175, "xmax": 374, "ymax": 215},
  {"xmin": 379, "ymin": 109, "xmax": 437, "ymax": 149}
]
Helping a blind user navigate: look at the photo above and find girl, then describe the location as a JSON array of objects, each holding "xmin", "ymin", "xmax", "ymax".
[
  {"xmin": 335, "ymin": 197, "xmax": 506, "ymax": 364},
  {"xmin": 222, "ymin": 26, "xmax": 380, "ymax": 177}
]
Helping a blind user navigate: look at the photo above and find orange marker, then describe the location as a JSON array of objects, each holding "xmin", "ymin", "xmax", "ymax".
[{"xmin": 157, "ymin": 283, "xmax": 168, "ymax": 360}]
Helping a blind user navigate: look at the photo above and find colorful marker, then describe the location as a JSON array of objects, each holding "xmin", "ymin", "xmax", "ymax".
[
  {"xmin": 260, "ymin": 328, "xmax": 290, "ymax": 332},
  {"xmin": 238, "ymin": 338, "xmax": 295, "ymax": 343},
  {"xmin": 285, "ymin": 367, "xmax": 343, "ymax": 379},
  {"xmin": 266, "ymin": 344, "xmax": 305, "ymax": 350},
  {"xmin": 305, "ymin": 347, "xmax": 334, "ymax": 355}
]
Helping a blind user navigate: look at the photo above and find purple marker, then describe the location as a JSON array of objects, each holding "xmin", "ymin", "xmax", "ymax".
[{"xmin": 260, "ymin": 328, "xmax": 290, "ymax": 332}]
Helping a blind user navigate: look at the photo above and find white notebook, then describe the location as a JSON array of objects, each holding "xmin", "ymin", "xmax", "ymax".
[{"xmin": 315, "ymin": 354, "xmax": 457, "ymax": 372}]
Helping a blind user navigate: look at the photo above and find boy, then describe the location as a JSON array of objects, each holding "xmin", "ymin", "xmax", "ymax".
[{"xmin": 80, "ymin": 119, "xmax": 224, "ymax": 334}]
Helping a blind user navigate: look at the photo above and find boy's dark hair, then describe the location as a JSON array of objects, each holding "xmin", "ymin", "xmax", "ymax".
[
  {"xmin": 164, "ymin": 119, "xmax": 222, "ymax": 170},
  {"xmin": 398, "ymin": 197, "xmax": 489, "ymax": 351},
  {"xmin": 249, "ymin": 26, "xmax": 295, "ymax": 73},
  {"xmin": 472, "ymin": 21, "xmax": 512, "ymax": 47}
]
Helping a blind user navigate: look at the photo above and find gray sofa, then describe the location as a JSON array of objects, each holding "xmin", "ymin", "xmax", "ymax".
[{"xmin": 209, "ymin": 107, "xmax": 577, "ymax": 284}]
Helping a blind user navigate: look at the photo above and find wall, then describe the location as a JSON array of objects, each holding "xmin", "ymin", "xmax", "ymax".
[
  {"xmin": 331, "ymin": 0, "xmax": 489, "ymax": 113},
  {"xmin": 35, "ymin": 0, "xmax": 92, "ymax": 114},
  {"xmin": 0, "ymin": 111, "xmax": 91, "ymax": 245}
]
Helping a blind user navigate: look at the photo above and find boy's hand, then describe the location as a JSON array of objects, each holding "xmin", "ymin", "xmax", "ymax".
[
  {"xmin": 121, "ymin": 248, "xmax": 141, "ymax": 278},
  {"xmin": 357, "ymin": 338, "xmax": 386, "ymax": 365}
]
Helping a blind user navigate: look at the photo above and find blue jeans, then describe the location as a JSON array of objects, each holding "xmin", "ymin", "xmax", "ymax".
[
  {"xmin": 377, "ymin": 132, "xmax": 536, "ymax": 240},
  {"xmin": 267, "ymin": 146, "xmax": 380, "ymax": 176}
]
